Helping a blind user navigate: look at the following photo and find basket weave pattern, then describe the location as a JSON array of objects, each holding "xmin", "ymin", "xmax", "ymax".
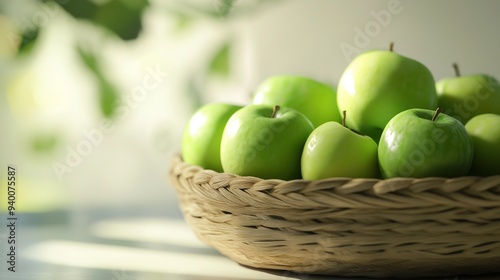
[{"xmin": 168, "ymin": 155, "xmax": 500, "ymax": 278}]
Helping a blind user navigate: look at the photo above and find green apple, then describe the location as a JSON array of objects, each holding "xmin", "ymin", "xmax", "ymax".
[
  {"xmin": 436, "ymin": 64, "xmax": 500, "ymax": 124},
  {"xmin": 301, "ymin": 113, "xmax": 379, "ymax": 180},
  {"xmin": 465, "ymin": 113, "xmax": 500, "ymax": 176},
  {"xmin": 182, "ymin": 103, "xmax": 242, "ymax": 172},
  {"xmin": 252, "ymin": 75, "xmax": 341, "ymax": 128},
  {"xmin": 220, "ymin": 105, "xmax": 314, "ymax": 180},
  {"xmin": 337, "ymin": 46, "xmax": 438, "ymax": 142},
  {"xmin": 378, "ymin": 108, "xmax": 473, "ymax": 178}
]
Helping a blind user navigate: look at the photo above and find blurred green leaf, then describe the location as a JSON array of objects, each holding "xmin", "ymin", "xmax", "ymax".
[
  {"xmin": 215, "ymin": 0, "xmax": 236, "ymax": 18},
  {"xmin": 118, "ymin": 0, "xmax": 148, "ymax": 11},
  {"xmin": 76, "ymin": 47, "xmax": 99, "ymax": 73},
  {"xmin": 208, "ymin": 41, "xmax": 230, "ymax": 77},
  {"xmin": 16, "ymin": 27, "xmax": 39, "ymax": 56},
  {"xmin": 31, "ymin": 133, "xmax": 59, "ymax": 153},
  {"xmin": 172, "ymin": 13, "xmax": 194, "ymax": 33},
  {"xmin": 93, "ymin": 0, "xmax": 147, "ymax": 40},
  {"xmin": 47, "ymin": 0, "xmax": 147, "ymax": 40},
  {"xmin": 97, "ymin": 76, "xmax": 120, "ymax": 118},
  {"xmin": 77, "ymin": 47, "xmax": 120, "ymax": 118},
  {"xmin": 48, "ymin": 0, "xmax": 98, "ymax": 19}
]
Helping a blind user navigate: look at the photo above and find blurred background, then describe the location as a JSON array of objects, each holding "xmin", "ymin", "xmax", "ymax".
[{"xmin": 1, "ymin": 0, "xmax": 500, "ymax": 279}]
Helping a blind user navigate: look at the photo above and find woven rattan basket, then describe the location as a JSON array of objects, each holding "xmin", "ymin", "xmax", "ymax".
[{"xmin": 168, "ymin": 154, "xmax": 500, "ymax": 278}]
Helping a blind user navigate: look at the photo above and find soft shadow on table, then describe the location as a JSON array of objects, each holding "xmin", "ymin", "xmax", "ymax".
[{"xmin": 240, "ymin": 263, "xmax": 500, "ymax": 280}]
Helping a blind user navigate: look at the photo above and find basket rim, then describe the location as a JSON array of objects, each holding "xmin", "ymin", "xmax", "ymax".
[{"xmin": 169, "ymin": 154, "xmax": 500, "ymax": 197}]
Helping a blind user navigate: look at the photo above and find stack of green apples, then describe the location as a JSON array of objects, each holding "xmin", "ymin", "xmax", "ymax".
[{"xmin": 182, "ymin": 45, "xmax": 500, "ymax": 180}]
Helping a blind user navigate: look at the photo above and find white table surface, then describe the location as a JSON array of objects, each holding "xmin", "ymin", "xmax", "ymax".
[{"xmin": 1, "ymin": 206, "xmax": 499, "ymax": 280}]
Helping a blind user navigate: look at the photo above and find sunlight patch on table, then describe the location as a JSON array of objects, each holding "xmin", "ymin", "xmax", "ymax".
[
  {"xmin": 24, "ymin": 240, "xmax": 283, "ymax": 279},
  {"xmin": 89, "ymin": 218, "xmax": 207, "ymax": 248}
]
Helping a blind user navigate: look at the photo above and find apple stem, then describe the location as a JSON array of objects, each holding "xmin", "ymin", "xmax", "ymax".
[
  {"xmin": 342, "ymin": 110, "xmax": 347, "ymax": 127},
  {"xmin": 389, "ymin": 42, "xmax": 394, "ymax": 52},
  {"xmin": 271, "ymin": 105, "xmax": 280, "ymax": 118},
  {"xmin": 432, "ymin": 107, "xmax": 442, "ymax": 122},
  {"xmin": 453, "ymin": 63, "xmax": 461, "ymax": 77}
]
